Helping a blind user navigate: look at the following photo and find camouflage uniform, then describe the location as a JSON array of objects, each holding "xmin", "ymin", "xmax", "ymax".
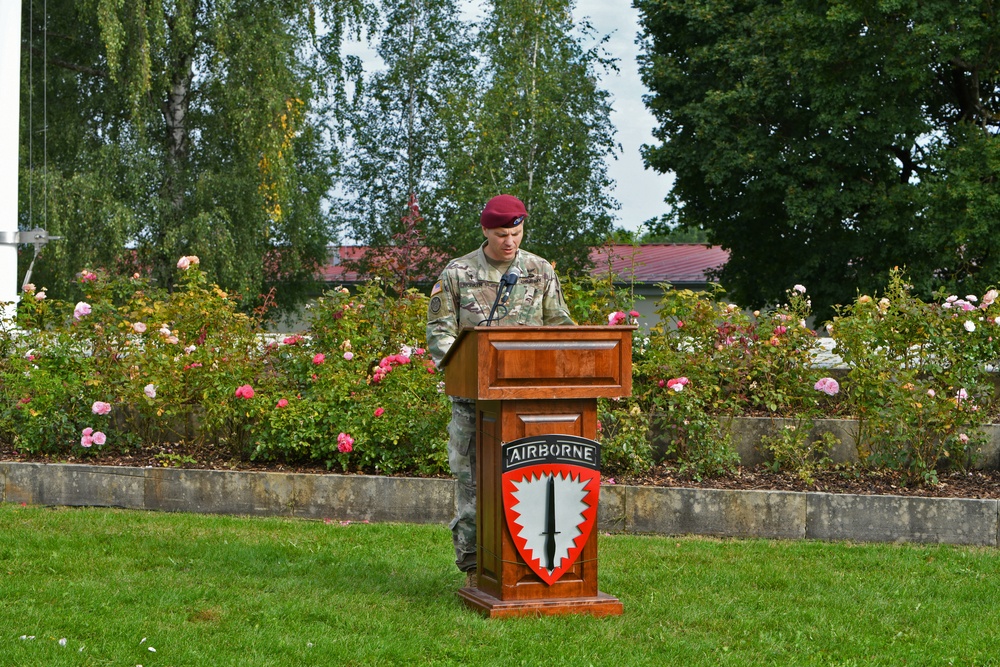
[{"xmin": 427, "ymin": 243, "xmax": 574, "ymax": 573}]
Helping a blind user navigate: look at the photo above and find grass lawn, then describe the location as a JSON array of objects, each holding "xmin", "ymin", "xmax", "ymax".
[{"xmin": 2, "ymin": 503, "xmax": 1000, "ymax": 666}]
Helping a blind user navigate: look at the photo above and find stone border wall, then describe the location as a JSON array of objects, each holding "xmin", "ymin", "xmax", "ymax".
[{"xmin": 3, "ymin": 462, "xmax": 997, "ymax": 547}]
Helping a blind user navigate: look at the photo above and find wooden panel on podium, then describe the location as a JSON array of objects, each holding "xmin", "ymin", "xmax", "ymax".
[
  {"xmin": 442, "ymin": 326, "xmax": 633, "ymax": 618},
  {"xmin": 442, "ymin": 326, "xmax": 632, "ymax": 401}
]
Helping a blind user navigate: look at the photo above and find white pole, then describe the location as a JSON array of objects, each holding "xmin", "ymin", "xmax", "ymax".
[{"xmin": 0, "ymin": 0, "xmax": 23, "ymax": 317}]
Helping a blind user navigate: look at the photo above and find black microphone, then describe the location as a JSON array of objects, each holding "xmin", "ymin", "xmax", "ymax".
[
  {"xmin": 484, "ymin": 266, "xmax": 522, "ymax": 325},
  {"xmin": 498, "ymin": 266, "xmax": 522, "ymax": 305}
]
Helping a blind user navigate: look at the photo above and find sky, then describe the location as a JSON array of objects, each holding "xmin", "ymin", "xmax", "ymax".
[
  {"xmin": 343, "ymin": 0, "xmax": 675, "ymax": 234},
  {"xmin": 571, "ymin": 0, "xmax": 675, "ymax": 232}
]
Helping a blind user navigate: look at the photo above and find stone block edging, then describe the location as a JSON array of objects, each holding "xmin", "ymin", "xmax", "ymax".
[{"xmin": 2, "ymin": 462, "xmax": 997, "ymax": 547}]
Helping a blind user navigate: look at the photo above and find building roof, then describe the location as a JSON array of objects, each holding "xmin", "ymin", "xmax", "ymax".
[
  {"xmin": 320, "ymin": 243, "xmax": 729, "ymax": 286},
  {"xmin": 589, "ymin": 244, "xmax": 730, "ymax": 285}
]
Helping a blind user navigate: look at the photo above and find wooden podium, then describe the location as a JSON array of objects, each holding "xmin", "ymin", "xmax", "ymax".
[{"xmin": 441, "ymin": 325, "xmax": 633, "ymax": 618}]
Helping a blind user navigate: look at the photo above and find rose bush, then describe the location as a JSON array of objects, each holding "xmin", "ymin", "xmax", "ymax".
[
  {"xmin": 830, "ymin": 269, "xmax": 1000, "ymax": 484},
  {"xmin": 3, "ymin": 261, "xmax": 998, "ymax": 485},
  {"xmin": 0, "ymin": 262, "xmax": 449, "ymax": 474}
]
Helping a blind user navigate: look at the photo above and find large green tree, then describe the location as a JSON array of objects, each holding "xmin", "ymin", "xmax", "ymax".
[
  {"xmin": 635, "ymin": 0, "xmax": 1000, "ymax": 318},
  {"xmin": 19, "ymin": 0, "xmax": 369, "ymax": 311}
]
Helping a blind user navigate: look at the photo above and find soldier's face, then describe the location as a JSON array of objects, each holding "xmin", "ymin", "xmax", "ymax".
[{"xmin": 482, "ymin": 225, "xmax": 523, "ymax": 262}]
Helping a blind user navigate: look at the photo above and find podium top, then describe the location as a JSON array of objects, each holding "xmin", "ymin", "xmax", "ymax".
[{"xmin": 441, "ymin": 325, "xmax": 634, "ymax": 401}]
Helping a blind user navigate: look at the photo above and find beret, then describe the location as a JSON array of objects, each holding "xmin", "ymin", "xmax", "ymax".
[{"xmin": 480, "ymin": 195, "xmax": 527, "ymax": 229}]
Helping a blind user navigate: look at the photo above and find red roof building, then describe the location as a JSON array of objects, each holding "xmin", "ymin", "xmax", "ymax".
[
  {"xmin": 321, "ymin": 243, "xmax": 728, "ymax": 288},
  {"xmin": 317, "ymin": 243, "xmax": 729, "ymax": 328},
  {"xmin": 588, "ymin": 244, "xmax": 729, "ymax": 287}
]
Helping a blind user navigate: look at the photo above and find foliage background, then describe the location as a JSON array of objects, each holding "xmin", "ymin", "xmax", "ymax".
[
  {"xmin": 18, "ymin": 0, "xmax": 621, "ymax": 310},
  {"xmin": 635, "ymin": 0, "xmax": 1000, "ymax": 321}
]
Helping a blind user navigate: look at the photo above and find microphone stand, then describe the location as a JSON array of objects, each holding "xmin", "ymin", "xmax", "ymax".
[
  {"xmin": 484, "ymin": 274, "xmax": 509, "ymax": 326},
  {"xmin": 484, "ymin": 267, "xmax": 522, "ymax": 325}
]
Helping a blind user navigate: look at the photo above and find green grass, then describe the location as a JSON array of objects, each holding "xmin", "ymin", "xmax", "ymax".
[{"xmin": 2, "ymin": 504, "xmax": 1000, "ymax": 666}]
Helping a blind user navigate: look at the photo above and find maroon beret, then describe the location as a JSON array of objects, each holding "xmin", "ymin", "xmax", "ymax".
[{"xmin": 480, "ymin": 195, "xmax": 527, "ymax": 229}]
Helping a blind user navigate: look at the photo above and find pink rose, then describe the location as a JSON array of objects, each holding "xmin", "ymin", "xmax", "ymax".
[
  {"xmin": 629, "ymin": 310, "xmax": 640, "ymax": 318},
  {"xmin": 92, "ymin": 401, "xmax": 112, "ymax": 415},
  {"xmin": 374, "ymin": 407, "xmax": 385, "ymax": 417},
  {"xmin": 276, "ymin": 398, "xmax": 289, "ymax": 408},
  {"xmin": 312, "ymin": 353, "xmax": 325, "ymax": 365},
  {"xmin": 132, "ymin": 322, "xmax": 147, "ymax": 333},
  {"xmin": 343, "ymin": 351, "xmax": 354, "ymax": 361},
  {"xmin": 814, "ymin": 377, "xmax": 840, "ymax": 396},
  {"xmin": 607, "ymin": 311, "xmax": 626, "ymax": 326},
  {"xmin": 283, "ymin": 335, "xmax": 302, "ymax": 345},
  {"xmin": 92, "ymin": 431, "xmax": 106, "ymax": 446},
  {"xmin": 35, "ymin": 291, "xmax": 46, "ymax": 300},
  {"xmin": 82, "ymin": 427, "xmax": 93, "ymax": 437},
  {"xmin": 666, "ymin": 377, "xmax": 689, "ymax": 392},
  {"xmin": 144, "ymin": 384, "xmax": 156, "ymax": 399},
  {"xmin": 80, "ymin": 433, "xmax": 93, "ymax": 448},
  {"xmin": 22, "ymin": 283, "xmax": 35, "ymax": 293},
  {"xmin": 337, "ymin": 432, "xmax": 354, "ymax": 453},
  {"xmin": 73, "ymin": 302, "xmax": 92, "ymax": 320},
  {"xmin": 177, "ymin": 256, "xmax": 191, "ymax": 270},
  {"xmin": 234, "ymin": 384, "xmax": 255, "ymax": 399}
]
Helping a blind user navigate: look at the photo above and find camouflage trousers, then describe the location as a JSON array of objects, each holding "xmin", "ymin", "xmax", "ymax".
[{"xmin": 447, "ymin": 398, "xmax": 477, "ymax": 573}]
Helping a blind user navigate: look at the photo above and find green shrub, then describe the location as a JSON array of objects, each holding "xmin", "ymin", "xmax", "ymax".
[
  {"xmin": 1, "ymin": 262, "xmax": 448, "ymax": 474},
  {"xmin": 5, "ymin": 259, "xmax": 1000, "ymax": 486},
  {"xmin": 254, "ymin": 281, "xmax": 449, "ymax": 473},
  {"xmin": 636, "ymin": 284, "xmax": 823, "ymax": 478},
  {"xmin": 831, "ymin": 269, "xmax": 998, "ymax": 484}
]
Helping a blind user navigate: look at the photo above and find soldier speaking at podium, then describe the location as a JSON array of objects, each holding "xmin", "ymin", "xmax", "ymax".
[{"xmin": 426, "ymin": 194, "xmax": 574, "ymax": 586}]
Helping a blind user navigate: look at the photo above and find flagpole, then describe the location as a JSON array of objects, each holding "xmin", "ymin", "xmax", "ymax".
[{"xmin": 0, "ymin": 0, "xmax": 23, "ymax": 319}]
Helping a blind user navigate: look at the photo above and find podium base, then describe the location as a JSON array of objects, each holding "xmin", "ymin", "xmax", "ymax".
[{"xmin": 457, "ymin": 587, "xmax": 623, "ymax": 618}]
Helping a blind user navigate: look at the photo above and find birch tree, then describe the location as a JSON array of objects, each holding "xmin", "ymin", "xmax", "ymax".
[{"xmin": 19, "ymin": 0, "xmax": 370, "ymax": 311}]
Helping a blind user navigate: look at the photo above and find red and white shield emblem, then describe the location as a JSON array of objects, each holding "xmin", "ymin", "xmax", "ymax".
[{"xmin": 501, "ymin": 435, "xmax": 602, "ymax": 586}]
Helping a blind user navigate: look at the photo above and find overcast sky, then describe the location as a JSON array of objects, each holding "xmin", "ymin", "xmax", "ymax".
[{"xmin": 343, "ymin": 0, "xmax": 675, "ymax": 234}]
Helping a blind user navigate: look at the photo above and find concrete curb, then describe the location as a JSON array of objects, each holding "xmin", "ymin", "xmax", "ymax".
[{"xmin": 2, "ymin": 462, "xmax": 998, "ymax": 547}]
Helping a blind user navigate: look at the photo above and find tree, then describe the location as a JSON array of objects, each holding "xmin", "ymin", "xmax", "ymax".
[
  {"xmin": 337, "ymin": 0, "xmax": 478, "ymax": 274},
  {"xmin": 19, "ymin": 0, "xmax": 370, "ymax": 312},
  {"xmin": 434, "ymin": 0, "xmax": 619, "ymax": 273},
  {"xmin": 635, "ymin": 0, "xmax": 1000, "ymax": 319}
]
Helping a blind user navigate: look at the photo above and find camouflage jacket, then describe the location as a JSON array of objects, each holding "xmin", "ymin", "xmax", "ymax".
[{"xmin": 426, "ymin": 244, "xmax": 574, "ymax": 367}]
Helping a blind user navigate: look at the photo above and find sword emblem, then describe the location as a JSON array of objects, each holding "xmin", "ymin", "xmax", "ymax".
[{"xmin": 542, "ymin": 475, "xmax": 561, "ymax": 572}]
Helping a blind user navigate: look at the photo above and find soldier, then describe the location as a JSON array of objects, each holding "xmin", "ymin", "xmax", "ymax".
[{"xmin": 426, "ymin": 194, "xmax": 575, "ymax": 587}]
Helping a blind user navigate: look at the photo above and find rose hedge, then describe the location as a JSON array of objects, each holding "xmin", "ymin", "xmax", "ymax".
[{"xmin": 2, "ymin": 261, "xmax": 999, "ymax": 484}]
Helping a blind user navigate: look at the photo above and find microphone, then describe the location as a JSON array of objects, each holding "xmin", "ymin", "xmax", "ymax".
[
  {"xmin": 484, "ymin": 266, "xmax": 522, "ymax": 325},
  {"xmin": 498, "ymin": 266, "xmax": 522, "ymax": 305}
]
